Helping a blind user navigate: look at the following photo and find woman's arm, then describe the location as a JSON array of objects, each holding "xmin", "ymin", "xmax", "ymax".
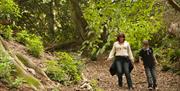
[
  {"xmin": 127, "ymin": 44, "xmax": 134, "ymax": 63},
  {"xmin": 107, "ymin": 43, "xmax": 116, "ymax": 61}
]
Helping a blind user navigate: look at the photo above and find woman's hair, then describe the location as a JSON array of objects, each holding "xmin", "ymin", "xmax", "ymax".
[{"xmin": 116, "ymin": 32, "xmax": 125, "ymax": 42}]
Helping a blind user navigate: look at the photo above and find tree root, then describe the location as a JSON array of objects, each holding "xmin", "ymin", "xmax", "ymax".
[{"xmin": 0, "ymin": 37, "xmax": 45, "ymax": 90}]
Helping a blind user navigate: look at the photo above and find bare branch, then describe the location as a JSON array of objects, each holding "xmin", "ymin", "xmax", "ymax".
[{"xmin": 168, "ymin": 0, "xmax": 180, "ymax": 12}]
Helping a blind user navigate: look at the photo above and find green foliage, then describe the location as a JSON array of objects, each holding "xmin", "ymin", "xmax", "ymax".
[
  {"xmin": 45, "ymin": 52, "xmax": 83, "ymax": 85},
  {"xmin": 56, "ymin": 52, "xmax": 82, "ymax": 82},
  {"xmin": 155, "ymin": 35, "xmax": 180, "ymax": 62},
  {"xmin": 81, "ymin": 0, "xmax": 164, "ymax": 58},
  {"xmin": 22, "ymin": 75, "xmax": 41, "ymax": 89},
  {"xmin": 0, "ymin": 60, "xmax": 24, "ymax": 89},
  {"xmin": 10, "ymin": 77, "xmax": 24, "ymax": 88},
  {"xmin": 26, "ymin": 39, "xmax": 44, "ymax": 57},
  {"xmin": 16, "ymin": 30, "xmax": 44, "ymax": 57},
  {"xmin": 176, "ymin": 71, "xmax": 180, "ymax": 75},
  {"xmin": 80, "ymin": 39, "xmax": 106, "ymax": 60},
  {"xmin": 0, "ymin": 25, "xmax": 13, "ymax": 40},
  {"xmin": 175, "ymin": 49, "xmax": 180, "ymax": 57},
  {"xmin": 0, "ymin": 41, "xmax": 24, "ymax": 88},
  {"xmin": 154, "ymin": 48, "xmax": 169, "ymax": 72},
  {"xmin": 16, "ymin": 0, "xmax": 75, "ymax": 45},
  {"xmin": 0, "ymin": 0, "xmax": 20, "ymax": 20},
  {"xmin": 90, "ymin": 79, "xmax": 103, "ymax": 91},
  {"xmin": 132, "ymin": 49, "xmax": 140, "ymax": 62},
  {"xmin": 155, "ymin": 47, "xmax": 180, "ymax": 73},
  {"xmin": 0, "ymin": 61, "xmax": 13, "ymax": 82},
  {"xmin": 51, "ymin": 87, "xmax": 60, "ymax": 91},
  {"xmin": 45, "ymin": 60, "xmax": 66, "ymax": 83},
  {"xmin": 16, "ymin": 30, "xmax": 29, "ymax": 44},
  {"xmin": 0, "ymin": 42, "xmax": 14, "ymax": 84},
  {"xmin": 160, "ymin": 60, "xmax": 172, "ymax": 71}
]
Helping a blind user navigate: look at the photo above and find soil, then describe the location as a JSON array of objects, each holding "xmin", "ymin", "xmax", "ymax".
[
  {"xmin": 1, "ymin": 40, "xmax": 180, "ymax": 91},
  {"xmin": 61, "ymin": 56, "xmax": 180, "ymax": 91}
]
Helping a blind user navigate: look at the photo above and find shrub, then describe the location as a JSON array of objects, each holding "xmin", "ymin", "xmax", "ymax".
[
  {"xmin": 56, "ymin": 52, "xmax": 82, "ymax": 82},
  {"xmin": 45, "ymin": 52, "xmax": 83, "ymax": 85},
  {"xmin": 175, "ymin": 49, "xmax": 180, "ymax": 57},
  {"xmin": 45, "ymin": 60, "xmax": 67, "ymax": 83},
  {"xmin": 0, "ymin": 45, "xmax": 13, "ymax": 83},
  {"xmin": 26, "ymin": 37, "xmax": 44, "ymax": 57},
  {"xmin": 0, "ymin": 25, "xmax": 13, "ymax": 40},
  {"xmin": 161, "ymin": 60, "xmax": 172, "ymax": 71},
  {"xmin": 10, "ymin": 77, "xmax": 24, "ymax": 88},
  {"xmin": 16, "ymin": 30, "xmax": 29, "ymax": 44},
  {"xmin": 132, "ymin": 49, "xmax": 140, "ymax": 62},
  {"xmin": 0, "ymin": 0, "xmax": 21, "ymax": 20},
  {"xmin": 0, "ymin": 57, "xmax": 24, "ymax": 89},
  {"xmin": 0, "ymin": 61, "xmax": 13, "ymax": 82},
  {"xmin": 0, "ymin": 45, "xmax": 24, "ymax": 88},
  {"xmin": 90, "ymin": 79, "xmax": 103, "ymax": 91},
  {"xmin": 16, "ymin": 30, "xmax": 44, "ymax": 57},
  {"xmin": 176, "ymin": 71, "xmax": 180, "ymax": 75}
]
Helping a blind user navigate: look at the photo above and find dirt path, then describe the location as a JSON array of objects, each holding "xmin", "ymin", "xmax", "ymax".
[
  {"xmin": 4, "ymin": 41, "xmax": 180, "ymax": 91},
  {"xmin": 82, "ymin": 58, "xmax": 180, "ymax": 91}
]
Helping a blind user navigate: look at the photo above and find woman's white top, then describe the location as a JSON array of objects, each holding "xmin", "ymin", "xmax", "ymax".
[{"xmin": 108, "ymin": 41, "xmax": 134, "ymax": 62}]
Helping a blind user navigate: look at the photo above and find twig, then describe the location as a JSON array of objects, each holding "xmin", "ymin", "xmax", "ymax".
[{"xmin": 168, "ymin": 0, "xmax": 180, "ymax": 12}]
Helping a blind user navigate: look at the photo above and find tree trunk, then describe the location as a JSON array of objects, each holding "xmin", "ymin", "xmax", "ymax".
[
  {"xmin": 47, "ymin": 0, "xmax": 56, "ymax": 38},
  {"xmin": 45, "ymin": 39, "xmax": 79, "ymax": 51},
  {"xmin": 70, "ymin": 0, "xmax": 89, "ymax": 41}
]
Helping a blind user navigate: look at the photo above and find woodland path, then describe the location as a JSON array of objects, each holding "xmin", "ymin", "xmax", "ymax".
[
  {"xmin": 3, "ymin": 41, "xmax": 180, "ymax": 91},
  {"xmin": 62, "ymin": 56, "xmax": 180, "ymax": 91}
]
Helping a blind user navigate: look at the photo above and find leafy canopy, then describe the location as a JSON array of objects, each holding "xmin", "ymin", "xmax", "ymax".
[{"xmin": 82, "ymin": 0, "xmax": 163, "ymax": 58}]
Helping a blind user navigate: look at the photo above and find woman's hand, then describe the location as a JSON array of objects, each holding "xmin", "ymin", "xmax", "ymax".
[
  {"xmin": 106, "ymin": 58, "xmax": 112, "ymax": 61},
  {"xmin": 105, "ymin": 58, "xmax": 112, "ymax": 62}
]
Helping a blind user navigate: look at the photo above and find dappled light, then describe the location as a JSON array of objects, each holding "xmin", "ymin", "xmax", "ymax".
[{"xmin": 0, "ymin": 0, "xmax": 179, "ymax": 91}]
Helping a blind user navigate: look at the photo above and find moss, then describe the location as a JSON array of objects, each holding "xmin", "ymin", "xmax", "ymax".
[
  {"xmin": 23, "ymin": 76, "xmax": 41, "ymax": 88},
  {"xmin": 14, "ymin": 62, "xmax": 42, "ymax": 89},
  {"xmin": 0, "ymin": 38, "xmax": 43, "ymax": 90}
]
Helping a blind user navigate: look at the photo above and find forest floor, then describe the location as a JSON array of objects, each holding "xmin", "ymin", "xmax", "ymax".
[
  {"xmin": 0, "ymin": 41, "xmax": 179, "ymax": 91},
  {"xmin": 61, "ymin": 56, "xmax": 180, "ymax": 91}
]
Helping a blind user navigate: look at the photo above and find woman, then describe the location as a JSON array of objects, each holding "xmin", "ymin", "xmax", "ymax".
[{"xmin": 107, "ymin": 32, "xmax": 134, "ymax": 90}]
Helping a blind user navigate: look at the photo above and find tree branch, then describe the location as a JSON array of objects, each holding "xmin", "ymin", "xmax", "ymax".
[{"xmin": 168, "ymin": 0, "xmax": 180, "ymax": 12}]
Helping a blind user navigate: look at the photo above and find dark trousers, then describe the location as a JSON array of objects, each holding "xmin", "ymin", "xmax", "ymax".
[
  {"xmin": 144, "ymin": 66, "xmax": 157, "ymax": 87},
  {"xmin": 115, "ymin": 57, "xmax": 133, "ymax": 88}
]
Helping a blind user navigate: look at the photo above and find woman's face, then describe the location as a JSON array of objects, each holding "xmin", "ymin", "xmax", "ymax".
[{"xmin": 118, "ymin": 37, "xmax": 124, "ymax": 43}]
